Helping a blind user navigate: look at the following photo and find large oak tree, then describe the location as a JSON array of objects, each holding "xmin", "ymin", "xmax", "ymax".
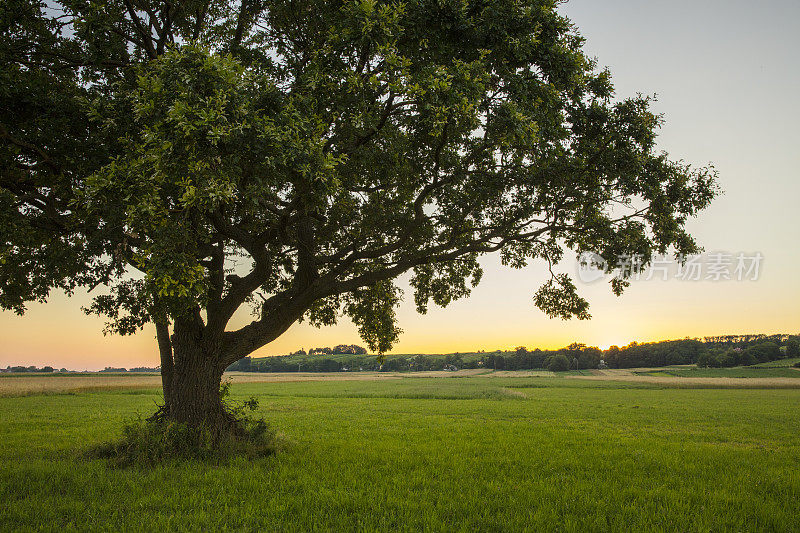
[{"xmin": 0, "ymin": 0, "xmax": 717, "ymax": 430}]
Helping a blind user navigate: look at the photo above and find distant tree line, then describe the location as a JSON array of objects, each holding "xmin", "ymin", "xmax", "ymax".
[
  {"xmin": 308, "ymin": 345, "xmax": 368, "ymax": 355},
  {"xmin": 603, "ymin": 339, "xmax": 707, "ymax": 368},
  {"xmin": 225, "ymin": 334, "xmax": 800, "ymax": 373},
  {"xmin": 2, "ymin": 365, "xmax": 163, "ymax": 373},
  {"xmin": 8, "ymin": 337, "xmax": 795, "ymax": 375},
  {"xmin": 6, "ymin": 336, "xmax": 799, "ymax": 375},
  {"xmin": 489, "ymin": 344, "xmax": 604, "ymax": 371},
  {"xmin": 227, "ymin": 356, "xmax": 359, "ymax": 373},
  {"xmin": 696, "ymin": 341, "xmax": 794, "ymax": 368},
  {"xmin": 702, "ymin": 334, "xmax": 795, "ymax": 346},
  {"xmin": 3, "ymin": 365, "xmax": 58, "ymax": 373}
]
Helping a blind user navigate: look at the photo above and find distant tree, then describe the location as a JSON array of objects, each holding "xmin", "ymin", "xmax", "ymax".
[
  {"xmin": 547, "ymin": 354, "xmax": 570, "ymax": 372},
  {"xmin": 665, "ymin": 350, "xmax": 687, "ymax": 365},
  {"xmin": 786, "ymin": 339, "xmax": 800, "ymax": 358},
  {"xmin": 718, "ymin": 350, "xmax": 737, "ymax": 368},
  {"xmin": 744, "ymin": 342, "xmax": 781, "ymax": 363},
  {"xmin": 226, "ymin": 356, "xmax": 252, "ymax": 372},
  {"xmin": 318, "ymin": 359, "xmax": 342, "ymax": 372},
  {"xmin": 604, "ymin": 346, "xmax": 621, "ymax": 368},
  {"xmin": 578, "ymin": 347, "xmax": 602, "ymax": 369},
  {"xmin": 444, "ymin": 353, "xmax": 463, "ymax": 369},
  {"xmin": 490, "ymin": 355, "xmax": 506, "ymax": 371},
  {"xmin": 736, "ymin": 351, "xmax": 757, "ymax": 367},
  {"xmin": 331, "ymin": 344, "xmax": 368, "ymax": 355},
  {"xmin": 1, "ymin": 0, "xmax": 717, "ymax": 435},
  {"xmin": 697, "ymin": 351, "xmax": 726, "ymax": 368},
  {"xmin": 412, "ymin": 355, "xmax": 437, "ymax": 372}
]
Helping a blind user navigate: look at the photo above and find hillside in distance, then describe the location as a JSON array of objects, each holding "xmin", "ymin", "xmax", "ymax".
[{"xmin": 232, "ymin": 334, "xmax": 800, "ymax": 373}]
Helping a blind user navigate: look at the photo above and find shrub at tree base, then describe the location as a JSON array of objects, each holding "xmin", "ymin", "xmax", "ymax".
[
  {"xmin": 88, "ymin": 384, "xmax": 277, "ymax": 467},
  {"xmin": 88, "ymin": 417, "xmax": 277, "ymax": 468}
]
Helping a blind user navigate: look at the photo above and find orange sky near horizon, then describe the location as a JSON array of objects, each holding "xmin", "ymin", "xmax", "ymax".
[{"xmin": 1, "ymin": 0, "xmax": 799, "ymax": 370}]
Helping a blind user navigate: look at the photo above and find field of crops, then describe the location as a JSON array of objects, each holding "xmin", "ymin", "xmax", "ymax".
[
  {"xmin": 640, "ymin": 367, "xmax": 800, "ymax": 379},
  {"xmin": 1, "ymin": 373, "xmax": 799, "ymax": 530},
  {"xmin": 753, "ymin": 357, "xmax": 800, "ymax": 368}
]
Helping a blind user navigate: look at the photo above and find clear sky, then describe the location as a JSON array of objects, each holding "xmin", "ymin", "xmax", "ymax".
[{"xmin": 1, "ymin": 0, "xmax": 798, "ymax": 370}]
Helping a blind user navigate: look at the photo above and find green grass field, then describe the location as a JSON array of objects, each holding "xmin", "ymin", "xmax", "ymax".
[
  {"xmin": 753, "ymin": 357, "xmax": 800, "ymax": 368},
  {"xmin": 641, "ymin": 366, "xmax": 800, "ymax": 378},
  {"xmin": 1, "ymin": 375, "xmax": 799, "ymax": 531}
]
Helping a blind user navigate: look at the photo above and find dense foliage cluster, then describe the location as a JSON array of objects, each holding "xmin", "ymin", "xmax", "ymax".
[{"xmin": 308, "ymin": 344, "xmax": 367, "ymax": 355}]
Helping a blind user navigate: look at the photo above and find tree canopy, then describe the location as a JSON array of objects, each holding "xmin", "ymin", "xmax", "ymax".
[{"xmin": 0, "ymin": 0, "xmax": 717, "ymax": 425}]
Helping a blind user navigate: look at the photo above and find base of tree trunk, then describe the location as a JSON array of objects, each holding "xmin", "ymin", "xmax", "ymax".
[
  {"xmin": 146, "ymin": 404, "xmax": 245, "ymax": 439},
  {"xmin": 89, "ymin": 387, "xmax": 276, "ymax": 467}
]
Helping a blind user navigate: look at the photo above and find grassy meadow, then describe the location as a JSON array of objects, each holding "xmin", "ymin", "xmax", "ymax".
[
  {"xmin": 1, "ymin": 373, "xmax": 799, "ymax": 531},
  {"xmin": 753, "ymin": 357, "xmax": 800, "ymax": 368},
  {"xmin": 639, "ymin": 366, "xmax": 800, "ymax": 379}
]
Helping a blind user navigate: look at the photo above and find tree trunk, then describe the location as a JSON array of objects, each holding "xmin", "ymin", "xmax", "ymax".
[
  {"xmin": 167, "ymin": 316, "xmax": 231, "ymax": 432},
  {"xmin": 169, "ymin": 355, "xmax": 228, "ymax": 429},
  {"xmin": 155, "ymin": 319, "xmax": 174, "ymax": 408}
]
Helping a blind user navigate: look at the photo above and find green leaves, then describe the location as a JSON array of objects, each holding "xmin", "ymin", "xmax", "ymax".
[
  {"xmin": 410, "ymin": 255, "xmax": 482, "ymax": 314},
  {"xmin": 344, "ymin": 280, "xmax": 403, "ymax": 355},
  {"xmin": 533, "ymin": 274, "xmax": 590, "ymax": 321}
]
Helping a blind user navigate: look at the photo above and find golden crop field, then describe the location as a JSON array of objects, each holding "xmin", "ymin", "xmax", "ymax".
[{"xmin": 3, "ymin": 367, "xmax": 799, "ymax": 397}]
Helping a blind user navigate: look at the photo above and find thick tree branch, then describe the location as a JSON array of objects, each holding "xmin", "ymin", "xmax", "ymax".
[
  {"xmin": 122, "ymin": 0, "xmax": 158, "ymax": 58},
  {"xmin": 0, "ymin": 124, "xmax": 62, "ymax": 174}
]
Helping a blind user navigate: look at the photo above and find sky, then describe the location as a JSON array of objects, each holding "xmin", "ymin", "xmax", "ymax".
[{"xmin": 1, "ymin": 0, "xmax": 799, "ymax": 370}]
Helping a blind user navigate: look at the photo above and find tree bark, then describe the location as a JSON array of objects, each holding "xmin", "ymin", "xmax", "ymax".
[
  {"xmin": 169, "ymin": 353, "xmax": 227, "ymax": 429},
  {"xmin": 155, "ymin": 319, "xmax": 174, "ymax": 409},
  {"xmin": 166, "ymin": 315, "xmax": 231, "ymax": 431}
]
